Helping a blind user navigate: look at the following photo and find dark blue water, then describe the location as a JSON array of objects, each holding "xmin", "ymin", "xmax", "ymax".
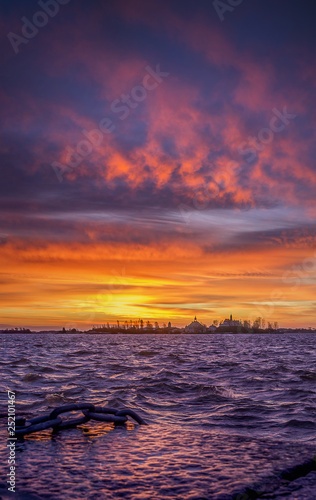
[{"xmin": 0, "ymin": 333, "xmax": 315, "ymax": 499}]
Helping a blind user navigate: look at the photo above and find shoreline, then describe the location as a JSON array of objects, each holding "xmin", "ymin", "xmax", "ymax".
[{"xmin": 1, "ymin": 330, "xmax": 315, "ymax": 335}]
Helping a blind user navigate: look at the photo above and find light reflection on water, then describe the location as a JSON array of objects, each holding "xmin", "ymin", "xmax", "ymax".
[{"xmin": 0, "ymin": 332, "xmax": 315, "ymax": 499}]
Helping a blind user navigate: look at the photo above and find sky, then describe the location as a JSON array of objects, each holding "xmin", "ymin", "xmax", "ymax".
[{"xmin": 0, "ymin": 0, "xmax": 315, "ymax": 329}]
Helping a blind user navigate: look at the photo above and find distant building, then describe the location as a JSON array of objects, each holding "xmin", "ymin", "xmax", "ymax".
[
  {"xmin": 168, "ymin": 321, "xmax": 171, "ymax": 328},
  {"xmin": 219, "ymin": 314, "xmax": 242, "ymax": 327},
  {"xmin": 184, "ymin": 316, "xmax": 207, "ymax": 333},
  {"xmin": 208, "ymin": 324, "xmax": 217, "ymax": 333}
]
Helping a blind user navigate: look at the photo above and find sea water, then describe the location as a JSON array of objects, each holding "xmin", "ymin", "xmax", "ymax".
[{"xmin": 0, "ymin": 332, "xmax": 315, "ymax": 499}]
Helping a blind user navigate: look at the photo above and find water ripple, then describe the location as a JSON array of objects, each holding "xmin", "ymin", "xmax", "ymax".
[{"xmin": 1, "ymin": 332, "xmax": 315, "ymax": 499}]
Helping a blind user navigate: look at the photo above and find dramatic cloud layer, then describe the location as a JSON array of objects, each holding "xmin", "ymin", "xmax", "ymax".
[{"xmin": 0, "ymin": 0, "xmax": 315, "ymax": 328}]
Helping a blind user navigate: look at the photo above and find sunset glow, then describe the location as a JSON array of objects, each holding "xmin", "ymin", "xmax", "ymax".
[{"xmin": 1, "ymin": 0, "xmax": 315, "ymax": 329}]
